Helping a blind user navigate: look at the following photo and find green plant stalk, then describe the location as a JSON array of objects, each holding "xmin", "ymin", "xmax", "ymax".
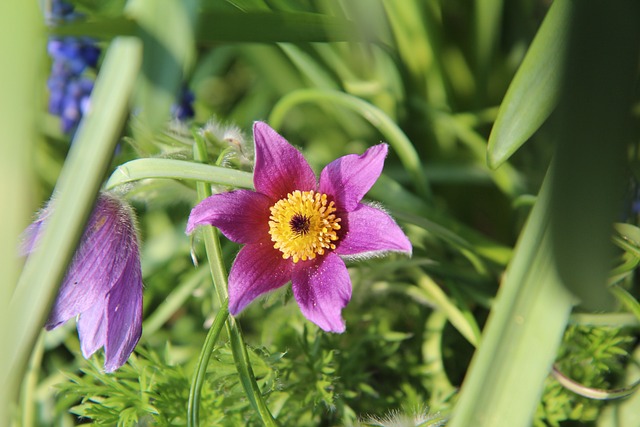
[
  {"xmin": 104, "ymin": 158, "xmax": 254, "ymax": 191},
  {"xmin": 187, "ymin": 298, "xmax": 229, "ymax": 427},
  {"xmin": 192, "ymin": 140, "xmax": 279, "ymax": 426},
  {"xmin": 0, "ymin": 0, "xmax": 41, "ymax": 305},
  {"xmin": 1, "ymin": 38, "xmax": 142, "ymax": 419},
  {"xmin": 410, "ymin": 269, "xmax": 481, "ymax": 347},
  {"xmin": 448, "ymin": 174, "xmax": 575, "ymax": 427},
  {"xmin": 20, "ymin": 333, "xmax": 44, "ymax": 427},
  {"xmin": 268, "ymin": 88, "xmax": 431, "ymax": 199}
]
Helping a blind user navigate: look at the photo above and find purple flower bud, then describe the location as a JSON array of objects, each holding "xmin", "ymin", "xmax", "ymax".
[{"xmin": 21, "ymin": 193, "xmax": 143, "ymax": 372}]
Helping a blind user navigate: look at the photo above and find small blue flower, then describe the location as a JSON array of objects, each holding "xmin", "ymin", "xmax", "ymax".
[
  {"xmin": 21, "ymin": 192, "xmax": 143, "ymax": 372},
  {"xmin": 46, "ymin": 1, "xmax": 101, "ymax": 134},
  {"xmin": 171, "ymin": 86, "xmax": 196, "ymax": 121}
]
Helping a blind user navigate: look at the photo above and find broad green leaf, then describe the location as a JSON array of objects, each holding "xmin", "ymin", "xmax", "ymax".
[
  {"xmin": 448, "ymin": 172, "xmax": 575, "ymax": 427},
  {"xmin": 473, "ymin": 0, "xmax": 503, "ymax": 96},
  {"xmin": 486, "ymin": 0, "xmax": 571, "ymax": 169},
  {"xmin": 549, "ymin": 1, "xmax": 639, "ymax": 311},
  {"xmin": 3, "ymin": 38, "xmax": 142, "ymax": 412},
  {"xmin": 0, "ymin": 1, "xmax": 43, "ymax": 422},
  {"xmin": 197, "ymin": 11, "xmax": 357, "ymax": 43},
  {"xmin": 52, "ymin": 11, "xmax": 358, "ymax": 43}
]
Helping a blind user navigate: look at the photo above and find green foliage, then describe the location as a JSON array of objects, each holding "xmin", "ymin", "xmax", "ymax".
[
  {"xmin": 6, "ymin": 0, "xmax": 640, "ymax": 426},
  {"xmin": 534, "ymin": 326, "xmax": 635, "ymax": 427}
]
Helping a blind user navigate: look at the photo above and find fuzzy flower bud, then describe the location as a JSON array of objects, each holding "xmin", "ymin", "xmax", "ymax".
[{"xmin": 21, "ymin": 192, "xmax": 143, "ymax": 372}]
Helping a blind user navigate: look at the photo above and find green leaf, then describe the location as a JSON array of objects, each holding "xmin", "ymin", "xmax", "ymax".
[
  {"xmin": 126, "ymin": 0, "xmax": 198, "ymax": 131},
  {"xmin": 2, "ymin": 37, "xmax": 142, "ymax": 412},
  {"xmin": 51, "ymin": 11, "xmax": 358, "ymax": 43},
  {"xmin": 486, "ymin": 0, "xmax": 571, "ymax": 169},
  {"xmin": 448, "ymin": 173, "xmax": 576, "ymax": 427},
  {"xmin": 197, "ymin": 11, "xmax": 357, "ymax": 43},
  {"xmin": 549, "ymin": 1, "xmax": 639, "ymax": 311}
]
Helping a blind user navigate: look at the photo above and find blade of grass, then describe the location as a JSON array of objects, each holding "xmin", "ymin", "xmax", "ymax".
[
  {"xmin": 1, "ymin": 37, "xmax": 141, "ymax": 416},
  {"xmin": 53, "ymin": 11, "xmax": 359, "ymax": 43},
  {"xmin": 486, "ymin": 0, "xmax": 571, "ymax": 169},
  {"xmin": 549, "ymin": 0, "xmax": 639, "ymax": 311},
  {"xmin": 448, "ymin": 172, "xmax": 576, "ymax": 427},
  {"xmin": 0, "ymin": 0, "xmax": 42, "ymax": 311}
]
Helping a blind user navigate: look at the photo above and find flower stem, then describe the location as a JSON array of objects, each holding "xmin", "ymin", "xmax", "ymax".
[
  {"xmin": 187, "ymin": 298, "xmax": 229, "ymax": 427},
  {"xmin": 191, "ymin": 136, "xmax": 279, "ymax": 426},
  {"xmin": 104, "ymin": 158, "xmax": 253, "ymax": 191}
]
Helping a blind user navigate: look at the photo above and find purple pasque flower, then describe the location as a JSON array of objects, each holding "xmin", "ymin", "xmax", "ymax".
[
  {"xmin": 21, "ymin": 192, "xmax": 143, "ymax": 372},
  {"xmin": 187, "ymin": 122, "xmax": 412, "ymax": 332}
]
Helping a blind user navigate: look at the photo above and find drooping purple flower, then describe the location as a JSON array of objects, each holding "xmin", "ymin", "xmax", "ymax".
[
  {"xmin": 21, "ymin": 192, "xmax": 143, "ymax": 372},
  {"xmin": 187, "ymin": 122, "xmax": 412, "ymax": 332}
]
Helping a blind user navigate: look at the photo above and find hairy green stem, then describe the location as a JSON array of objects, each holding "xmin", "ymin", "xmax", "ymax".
[
  {"xmin": 187, "ymin": 299, "xmax": 229, "ymax": 427},
  {"xmin": 191, "ymin": 138, "xmax": 279, "ymax": 426}
]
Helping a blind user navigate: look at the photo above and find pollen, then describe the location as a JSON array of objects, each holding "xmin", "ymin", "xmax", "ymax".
[{"xmin": 268, "ymin": 190, "xmax": 341, "ymax": 263}]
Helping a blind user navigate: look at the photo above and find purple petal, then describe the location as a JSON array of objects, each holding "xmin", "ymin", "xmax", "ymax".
[
  {"xmin": 319, "ymin": 144, "xmax": 388, "ymax": 212},
  {"xmin": 228, "ymin": 242, "xmax": 294, "ymax": 314},
  {"xmin": 253, "ymin": 122, "xmax": 316, "ymax": 200},
  {"xmin": 291, "ymin": 253, "xmax": 352, "ymax": 333},
  {"xmin": 19, "ymin": 217, "xmax": 47, "ymax": 256},
  {"xmin": 103, "ymin": 255, "xmax": 143, "ymax": 372},
  {"xmin": 46, "ymin": 195, "xmax": 137, "ymax": 329},
  {"xmin": 77, "ymin": 300, "xmax": 106, "ymax": 359},
  {"xmin": 335, "ymin": 203, "xmax": 412, "ymax": 257},
  {"xmin": 186, "ymin": 190, "xmax": 272, "ymax": 244}
]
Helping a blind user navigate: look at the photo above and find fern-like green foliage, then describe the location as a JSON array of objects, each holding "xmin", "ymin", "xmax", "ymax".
[{"xmin": 534, "ymin": 325, "xmax": 634, "ymax": 426}]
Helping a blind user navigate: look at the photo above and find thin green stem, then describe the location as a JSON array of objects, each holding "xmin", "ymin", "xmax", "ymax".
[
  {"xmin": 187, "ymin": 299, "xmax": 229, "ymax": 427},
  {"xmin": 104, "ymin": 158, "xmax": 254, "ymax": 191},
  {"xmin": 191, "ymin": 138, "xmax": 279, "ymax": 426}
]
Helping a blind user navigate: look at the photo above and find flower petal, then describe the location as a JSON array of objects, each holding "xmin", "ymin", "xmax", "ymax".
[
  {"xmin": 104, "ymin": 255, "xmax": 143, "ymax": 372},
  {"xmin": 228, "ymin": 242, "xmax": 294, "ymax": 314},
  {"xmin": 253, "ymin": 122, "xmax": 316, "ymax": 200},
  {"xmin": 186, "ymin": 190, "xmax": 272, "ymax": 244},
  {"xmin": 76, "ymin": 300, "xmax": 106, "ymax": 359},
  {"xmin": 319, "ymin": 144, "xmax": 388, "ymax": 212},
  {"xmin": 335, "ymin": 203, "xmax": 412, "ymax": 257},
  {"xmin": 291, "ymin": 253, "xmax": 352, "ymax": 333},
  {"xmin": 46, "ymin": 195, "xmax": 137, "ymax": 329}
]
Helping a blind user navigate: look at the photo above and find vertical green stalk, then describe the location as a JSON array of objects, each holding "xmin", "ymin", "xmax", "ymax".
[
  {"xmin": 191, "ymin": 139, "xmax": 279, "ymax": 426},
  {"xmin": 448, "ymin": 173, "xmax": 575, "ymax": 427},
  {"xmin": 188, "ymin": 299, "xmax": 229, "ymax": 427},
  {"xmin": 0, "ymin": 38, "xmax": 142, "ymax": 423}
]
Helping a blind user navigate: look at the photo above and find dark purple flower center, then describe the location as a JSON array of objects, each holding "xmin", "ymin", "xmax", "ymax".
[{"xmin": 289, "ymin": 214, "xmax": 310, "ymax": 235}]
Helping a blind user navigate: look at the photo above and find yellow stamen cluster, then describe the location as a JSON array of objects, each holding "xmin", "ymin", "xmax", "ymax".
[{"xmin": 268, "ymin": 190, "xmax": 341, "ymax": 263}]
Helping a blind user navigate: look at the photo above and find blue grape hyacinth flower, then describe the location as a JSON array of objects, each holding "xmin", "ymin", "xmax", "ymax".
[
  {"xmin": 22, "ymin": 192, "xmax": 143, "ymax": 372},
  {"xmin": 171, "ymin": 86, "xmax": 196, "ymax": 121},
  {"xmin": 46, "ymin": 0, "xmax": 101, "ymax": 134}
]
